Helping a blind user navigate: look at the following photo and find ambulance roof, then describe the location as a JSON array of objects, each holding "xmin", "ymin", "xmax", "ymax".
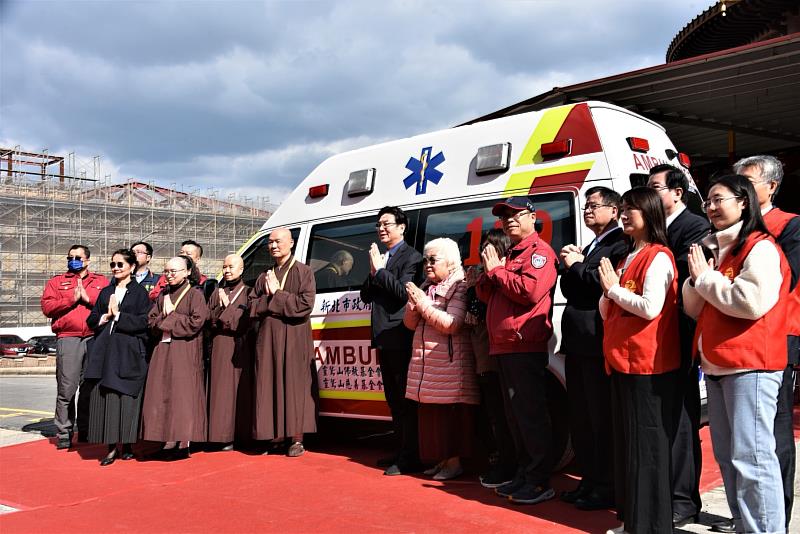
[{"xmin": 262, "ymin": 100, "xmax": 667, "ymax": 230}]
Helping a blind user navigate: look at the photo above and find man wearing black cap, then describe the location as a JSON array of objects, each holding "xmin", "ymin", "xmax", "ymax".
[{"xmin": 475, "ymin": 196, "xmax": 559, "ymax": 505}]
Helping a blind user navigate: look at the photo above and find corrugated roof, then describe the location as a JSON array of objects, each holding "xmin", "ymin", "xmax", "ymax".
[{"xmin": 462, "ymin": 33, "xmax": 800, "ymax": 168}]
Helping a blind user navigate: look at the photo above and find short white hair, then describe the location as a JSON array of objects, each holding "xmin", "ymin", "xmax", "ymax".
[
  {"xmin": 423, "ymin": 237, "xmax": 462, "ymax": 272},
  {"xmin": 733, "ymin": 155, "xmax": 783, "ymax": 185}
]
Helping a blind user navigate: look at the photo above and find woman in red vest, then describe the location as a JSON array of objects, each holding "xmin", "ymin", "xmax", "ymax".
[
  {"xmin": 683, "ymin": 174, "xmax": 788, "ymax": 534},
  {"xmin": 598, "ymin": 186, "xmax": 681, "ymax": 534}
]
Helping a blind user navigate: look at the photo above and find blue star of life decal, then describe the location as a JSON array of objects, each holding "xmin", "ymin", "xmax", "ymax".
[{"xmin": 404, "ymin": 146, "xmax": 445, "ymax": 195}]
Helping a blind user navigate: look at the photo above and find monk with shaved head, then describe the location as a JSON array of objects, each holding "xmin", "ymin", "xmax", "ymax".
[
  {"xmin": 207, "ymin": 254, "xmax": 252, "ymax": 449},
  {"xmin": 250, "ymin": 228, "xmax": 317, "ymax": 456}
]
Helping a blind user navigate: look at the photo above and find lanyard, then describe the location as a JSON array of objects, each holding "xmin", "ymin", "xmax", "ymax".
[
  {"xmin": 164, "ymin": 284, "xmax": 191, "ymax": 314},
  {"xmin": 276, "ymin": 258, "xmax": 296, "ymax": 291},
  {"xmin": 227, "ymin": 285, "xmax": 245, "ymax": 306}
]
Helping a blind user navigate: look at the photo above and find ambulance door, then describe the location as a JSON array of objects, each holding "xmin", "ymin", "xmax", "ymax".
[
  {"xmin": 305, "ymin": 212, "xmax": 419, "ymax": 420},
  {"xmin": 417, "ymin": 192, "xmax": 576, "ymax": 470}
]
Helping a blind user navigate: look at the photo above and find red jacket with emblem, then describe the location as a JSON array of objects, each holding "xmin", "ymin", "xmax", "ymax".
[
  {"xmin": 694, "ymin": 232, "xmax": 790, "ymax": 371},
  {"xmin": 763, "ymin": 208, "xmax": 800, "ymax": 337},
  {"xmin": 41, "ymin": 271, "xmax": 108, "ymax": 338},
  {"xmin": 602, "ymin": 244, "xmax": 680, "ymax": 375},
  {"xmin": 475, "ymin": 231, "xmax": 558, "ymax": 355}
]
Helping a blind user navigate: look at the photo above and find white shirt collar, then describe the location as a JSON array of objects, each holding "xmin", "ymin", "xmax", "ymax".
[
  {"xmin": 594, "ymin": 224, "xmax": 620, "ymax": 244},
  {"xmin": 665, "ymin": 203, "xmax": 686, "ymax": 228}
]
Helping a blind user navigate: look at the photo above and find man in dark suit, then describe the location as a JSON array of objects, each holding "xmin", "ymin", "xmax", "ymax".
[
  {"xmin": 559, "ymin": 186, "xmax": 628, "ymax": 511},
  {"xmin": 361, "ymin": 206, "xmax": 423, "ymax": 476},
  {"xmin": 648, "ymin": 164, "xmax": 711, "ymax": 527}
]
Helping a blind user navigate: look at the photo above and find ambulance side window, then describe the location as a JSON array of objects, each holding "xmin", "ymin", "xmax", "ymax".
[
  {"xmin": 308, "ymin": 216, "xmax": 376, "ymax": 293},
  {"xmin": 241, "ymin": 228, "xmax": 300, "ymax": 287},
  {"xmin": 418, "ymin": 192, "xmax": 575, "ymax": 269}
]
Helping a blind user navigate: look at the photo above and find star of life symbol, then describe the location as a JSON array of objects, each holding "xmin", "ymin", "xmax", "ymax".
[{"xmin": 404, "ymin": 146, "xmax": 445, "ymax": 195}]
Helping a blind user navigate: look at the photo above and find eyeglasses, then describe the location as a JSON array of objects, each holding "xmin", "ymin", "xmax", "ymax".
[
  {"xmin": 109, "ymin": 262, "xmax": 126, "ymax": 269},
  {"xmin": 497, "ymin": 210, "xmax": 531, "ymax": 222},
  {"xmin": 582, "ymin": 203, "xmax": 612, "ymax": 212},
  {"xmin": 422, "ymin": 256, "xmax": 441, "ymax": 266},
  {"xmin": 66, "ymin": 255, "xmax": 85, "ymax": 261},
  {"xmin": 648, "ymin": 184, "xmax": 669, "ymax": 192},
  {"xmin": 132, "ymin": 250, "xmax": 149, "ymax": 256},
  {"xmin": 702, "ymin": 196, "xmax": 739, "ymax": 210},
  {"xmin": 163, "ymin": 268, "xmax": 186, "ymax": 276},
  {"xmin": 375, "ymin": 222, "xmax": 398, "ymax": 229}
]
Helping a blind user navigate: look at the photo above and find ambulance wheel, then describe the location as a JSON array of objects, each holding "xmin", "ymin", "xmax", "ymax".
[{"xmin": 545, "ymin": 370, "xmax": 574, "ymax": 472}]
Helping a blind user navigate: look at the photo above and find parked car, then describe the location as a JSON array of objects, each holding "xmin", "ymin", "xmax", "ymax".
[
  {"xmin": 27, "ymin": 335, "xmax": 57, "ymax": 356},
  {"xmin": 0, "ymin": 335, "xmax": 32, "ymax": 358}
]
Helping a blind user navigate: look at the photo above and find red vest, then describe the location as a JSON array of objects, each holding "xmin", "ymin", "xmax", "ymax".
[
  {"xmin": 603, "ymin": 244, "xmax": 680, "ymax": 375},
  {"xmin": 763, "ymin": 208, "xmax": 800, "ymax": 336},
  {"xmin": 695, "ymin": 232, "xmax": 790, "ymax": 371}
]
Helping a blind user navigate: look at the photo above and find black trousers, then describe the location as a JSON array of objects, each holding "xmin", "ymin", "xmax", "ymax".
[
  {"xmin": 670, "ymin": 361, "xmax": 703, "ymax": 517},
  {"xmin": 565, "ymin": 353, "xmax": 613, "ymax": 492},
  {"xmin": 477, "ymin": 371, "xmax": 516, "ymax": 473},
  {"xmin": 497, "ymin": 352, "xmax": 553, "ymax": 486},
  {"xmin": 611, "ymin": 370, "xmax": 680, "ymax": 534},
  {"xmin": 378, "ymin": 347, "xmax": 419, "ymax": 466},
  {"xmin": 775, "ymin": 362, "xmax": 796, "ymax": 528}
]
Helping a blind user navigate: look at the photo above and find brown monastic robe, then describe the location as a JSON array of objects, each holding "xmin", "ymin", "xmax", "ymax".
[
  {"xmin": 141, "ymin": 281, "xmax": 209, "ymax": 442},
  {"xmin": 250, "ymin": 257, "xmax": 317, "ymax": 440},
  {"xmin": 207, "ymin": 279, "xmax": 252, "ymax": 443}
]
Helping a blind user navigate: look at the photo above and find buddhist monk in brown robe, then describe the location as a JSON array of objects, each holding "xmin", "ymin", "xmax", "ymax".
[
  {"xmin": 207, "ymin": 254, "xmax": 252, "ymax": 449},
  {"xmin": 250, "ymin": 227, "xmax": 316, "ymax": 457},
  {"xmin": 142, "ymin": 255, "xmax": 208, "ymax": 460}
]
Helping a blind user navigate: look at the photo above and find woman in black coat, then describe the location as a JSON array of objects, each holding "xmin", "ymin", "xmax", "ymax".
[{"xmin": 85, "ymin": 248, "xmax": 150, "ymax": 466}]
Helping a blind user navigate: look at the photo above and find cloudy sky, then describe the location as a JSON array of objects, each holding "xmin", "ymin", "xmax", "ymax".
[{"xmin": 1, "ymin": 0, "xmax": 710, "ymax": 205}]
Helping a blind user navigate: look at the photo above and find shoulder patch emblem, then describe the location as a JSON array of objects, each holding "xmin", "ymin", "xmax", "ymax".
[{"xmin": 531, "ymin": 254, "xmax": 547, "ymax": 269}]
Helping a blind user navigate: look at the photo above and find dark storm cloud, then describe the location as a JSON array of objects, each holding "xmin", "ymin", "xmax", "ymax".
[{"xmin": 0, "ymin": 0, "xmax": 703, "ymax": 201}]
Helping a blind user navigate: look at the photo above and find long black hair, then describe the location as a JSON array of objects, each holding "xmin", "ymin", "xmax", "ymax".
[
  {"xmin": 482, "ymin": 227, "xmax": 512, "ymax": 257},
  {"xmin": 708, "ymin": 174, "xmax": 770, "ymax": 257},
  {"xmin": 620, "ymin": 186, "xmax": 669, "ymax": 248}
]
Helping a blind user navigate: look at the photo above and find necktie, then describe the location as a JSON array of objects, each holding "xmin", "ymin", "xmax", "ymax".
[{"xmin": 585, "ymin": 238, "xmax": 598, "ymax": 256}]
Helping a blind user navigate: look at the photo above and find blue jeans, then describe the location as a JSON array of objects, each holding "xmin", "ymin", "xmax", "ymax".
[{"xmin": 706, "ymin": 371, "xmax": 784, "ymax": 534}]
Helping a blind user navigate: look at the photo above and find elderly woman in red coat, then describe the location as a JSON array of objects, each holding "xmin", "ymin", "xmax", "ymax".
[{"xmin": 404, "ymin": 237, "xmax": 479, "ymax": 481}]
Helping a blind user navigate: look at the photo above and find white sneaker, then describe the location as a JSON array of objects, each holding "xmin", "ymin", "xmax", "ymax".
[
  {"xmin": 433, "ymin": 464, "xmax": 464, "ymax": 481},
  {"xmin": 605, "ymin": 525, "xmax": 627, "ymax": 534}
]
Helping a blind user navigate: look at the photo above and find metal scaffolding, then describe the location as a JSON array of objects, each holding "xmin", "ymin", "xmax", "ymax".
[{"xmin": 0, "ymin": 147, "xmax": 273, "ymax": 327}]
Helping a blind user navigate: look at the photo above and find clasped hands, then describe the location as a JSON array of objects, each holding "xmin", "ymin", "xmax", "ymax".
[
  {"xmin": 480, "ymin": 243, "xmax": 505, "ymax": 272},
  {"xmin": 368, "ymin": 243, "xmax": 387, "ymax": 275},
  {"xmin": 73, "ymin": 278, "xmax": 90, "ymax": 304},
  {"xmin": 560, "ymin": 244, "xmax": 584, "ymax": 269},
  {"xmin": 598, "ymin": 257, "xmax": 621, "ymax": 297},
  {"xmin": 688, "ymin": 243, "xmax": 714, "ymax": 283},
  {"xmin": 405, "ymin": 281, "xmax": 426, "ymax": 307}
]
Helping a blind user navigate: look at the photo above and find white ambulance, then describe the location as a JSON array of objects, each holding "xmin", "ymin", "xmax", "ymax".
[{"xmin": 237, "ymin": 100, "xmax": 697, "ymax": 467}]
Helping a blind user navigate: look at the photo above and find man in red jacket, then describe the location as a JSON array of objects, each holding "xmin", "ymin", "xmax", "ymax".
[
  {"xmin": 41, "ymin": 244, "xmax": 108, "ymax": 449},
  {"xmin": 476, "ymin": 196, "xmax": 559, "ymax": 505},
  {"xmin": 735, "ymin": 155, "xmax": 799, "ymax": 534}
]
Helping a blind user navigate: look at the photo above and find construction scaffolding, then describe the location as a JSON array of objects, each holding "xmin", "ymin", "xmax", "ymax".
[{"xmin": 0, "ymin": 147, "xmax": 273, "ymax": 327}]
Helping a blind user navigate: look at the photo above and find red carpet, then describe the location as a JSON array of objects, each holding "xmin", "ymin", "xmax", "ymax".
[{"xmin": 0, "ymin": 414, "xmax": 796, "ymax": 533}]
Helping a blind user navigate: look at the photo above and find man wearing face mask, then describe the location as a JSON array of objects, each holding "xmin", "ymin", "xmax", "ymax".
[
  {"xmin": 41, "ymin": 245, "xmax": 108, "ymax": 450},
  {"xmin": 207, "ymin": 254, "xmax": 252, "ymax": 450}
]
